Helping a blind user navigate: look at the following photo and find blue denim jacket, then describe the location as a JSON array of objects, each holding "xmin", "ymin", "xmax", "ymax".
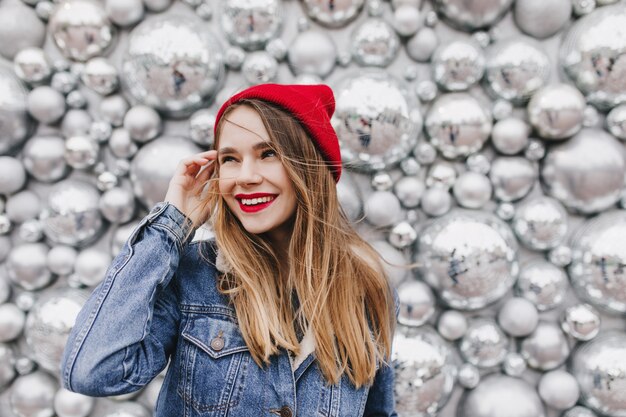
[{"xmin": 61, "ymin": 202, "xmax": 398, "ymax": 417}]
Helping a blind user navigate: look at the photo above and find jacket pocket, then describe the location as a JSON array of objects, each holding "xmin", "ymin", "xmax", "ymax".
[{"xmin": 177, "ymin": 312, "xmax": 250, "ymax": 415}]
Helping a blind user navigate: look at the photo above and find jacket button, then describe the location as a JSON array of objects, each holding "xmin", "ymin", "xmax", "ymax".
[
  {"xmin": 210, "ymin": 336, "xmax": 225, "ymax": 351},
  {"xmin": 279, "ymin": 406, "xmax": 293, "ymax": 417}
]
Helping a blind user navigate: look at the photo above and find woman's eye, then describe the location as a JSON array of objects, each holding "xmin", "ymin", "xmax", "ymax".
[
  {"xmin": 220, "ymin": 156, "xmax": 235, "ymax": 164},
  {"xmin": 262, "ymin": 150, "xmax": 277, "ymax": 159}
]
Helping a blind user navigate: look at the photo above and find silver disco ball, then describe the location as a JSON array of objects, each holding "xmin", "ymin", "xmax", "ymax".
[
  {"xmin": 458, "ymin": 374, "xmax": 546, "ymax": 417},
  {"xmin": 332, "ymin": 70, "xmax": 421, "ymax": 171},
  {"xmin": 121, "ymin": 14, "xmax": 224, "ymax": 117},
  {"xmin": 484, "ymin": 37, "xmax": 551, "ymax": 105},
  {"xmin": 48, "ymin": 0, "xmax": 116, "ymax": 62},
  {"xmin": 301, "ymin": 0, "xmax": 365, "ymax": 28},
  {"xmin": 0, "ymin": 66, "xmax": 34, "ymax": 155},
  {"xmin": 416, "ymin": 210, "xmax": 519, "ymax": 310},
  {"xmin": 40, "ymin": 179, "xmax": 105, "ymax": 247},
  {"xmin": 393, "ymin": 326, "xmax": 457, "ymax": 416},
  {"xmin": 569, "ymin": 211, "xmax": 626, "ymax": 314},
  {"xmin": 434, "ymin": 0, "xmax": 514, "ymax": 31},
  {"xmin": 24, "ymin": 287, "xmax": 89, "ymax": 373},
  {"xmin": 425, "ymin": 93, "xmax": 492, "ymax": 159},
  {"xmin": 220, "ymin": 0, "xmax": 283, "ymax": 51},
  {"xmin": 130, "ymin": 136, "xmax": 202, "ymax": 208},
  {"xmin": 541, "ymin": 128, "xmax": 625, "ymax": 214},
  {"xmin": 571, "ymin": 331, "xmax": 626, "ymax": 416},
  {"xmin": 560, "ymin": 4, "xmax": 626, "ymax": 110}
]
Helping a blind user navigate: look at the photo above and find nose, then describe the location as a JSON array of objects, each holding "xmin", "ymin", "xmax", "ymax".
[{"xmin": 235, "ymin": 158, "xmax": 262, "ymax": 186}]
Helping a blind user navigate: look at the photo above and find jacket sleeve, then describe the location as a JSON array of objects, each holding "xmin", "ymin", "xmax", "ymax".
[
  {"xmin": 363, "ymin": 287, "xmax": 400, "ymax": 417},
  {"xmin": 61, "ymin": 202, "xmax": 194, "ymax": 397}
]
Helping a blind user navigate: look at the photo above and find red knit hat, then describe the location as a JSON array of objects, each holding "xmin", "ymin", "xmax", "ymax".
[{"xmin": 214, "ymin": 83, "xmax": 342, "ymax": 182}]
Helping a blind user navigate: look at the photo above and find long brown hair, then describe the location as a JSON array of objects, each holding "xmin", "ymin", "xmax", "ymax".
[{"xmin": 191, "ymin": 99, "xmax": 395, "ymax": 388}]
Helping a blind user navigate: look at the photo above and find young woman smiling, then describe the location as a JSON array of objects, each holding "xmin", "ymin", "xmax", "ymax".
[{"xmin": 62, "ymin": 84, "xmax": 398, "ymax": 416}]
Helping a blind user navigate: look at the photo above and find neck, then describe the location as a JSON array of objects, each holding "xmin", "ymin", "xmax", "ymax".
[{"xmin": 264, "ymin": 222, "xmax": 293, "ymax": 277}]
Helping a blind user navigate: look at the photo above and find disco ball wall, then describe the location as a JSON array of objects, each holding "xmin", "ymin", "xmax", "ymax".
[{"xmin": 0, "ymin": 0, "xmax": 626, "ymax": 416}]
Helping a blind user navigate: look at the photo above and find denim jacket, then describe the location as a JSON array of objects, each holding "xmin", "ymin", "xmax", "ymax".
[{"xmin": 61, "ymin": 202, "xmax": 398, "ymax": 417}]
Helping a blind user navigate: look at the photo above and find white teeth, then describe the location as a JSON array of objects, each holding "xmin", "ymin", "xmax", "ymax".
[{"xmin": 241, "ymin": 196, "xmax": 274, "ymax": 205}]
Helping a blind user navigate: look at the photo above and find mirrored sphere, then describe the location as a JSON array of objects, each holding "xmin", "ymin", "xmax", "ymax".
[
  {"xmin": 0, "ymin": 67, "xmax": 34, "ymax": 155},
  {"xmin": 571, "ymin": 331, "xmax": 626, "ymax": 416},
  {"xmin": 130, "ymin": 136, "xmax": 202, "ymax": 208},
  {"xmin": 541, "ymin": 129, "xmax": 625, "ymax": 214},
  {"xmin": 562, "ymin": 407, "xmax": 599, "ymax": 417},
  {"xmin": 99, "ymin": 187, "xmax": 136, "ymax": 224},
  {"xmin": 13, "ymin": 47, "xmax": 51, "ymax": 84},
  {"xmin": 47, "ymin": 245, "xmax": 77, "ymax": 276},
  {"xmin": 491, "ymin": 117, "xmax": 530, "ymax": 155},
  {"xmin": 102, "ymin": 401, "xmax": 150, "ymax": 417},
  {"xmin": 489, "ymin": 157, "xmax": 537, "ymax": 202},
  {"xmin": 5, "ymin": 190, "xmax": 41, "ymax": 224},
  {"xmin": 0, "ymin": 157, "xmax": 26, "ymax": 195},
  {"xmin": 287, "ymin": 30, "xmax": 337, "ymax": 78},
  {"xmin": 27, "ymin": 86, "xmax": 66, "ymax": 125},
  {"xmin": 437, "ymin": 310, "xmax": 467, "ymax": 341},
  {"xmin": 220, "ymin": 0, "xmax": 282, "ymax": 50},
  {"xmin": 460, "ymin": 318, "xmax": 509, "ymax": 368},
  {"xmin": 417, "ymin": 210, "xmax": 518, "ymax": 310},
  {"xmin": 6, "ymin": 243, "xmax": 52, "ymax": 291},
  {"xmin": 364, "ymin": 191, "xmax": 402, "ymax": 227},
  {"xmin": 0, "ymin": 2, "xmax": 46, "ymax": 60},
  {"xmin": 22, "ymin": 136, "xmax": 68, "ymax": 182},
  {"xmin": 336, "ymin": 174, "xmax": 362, "ymax": 222},
  {"xmin": 560, "ymin": 4, "xmax": 626, "ymax": 110},
  {"xmin": 514, "ymin": 0, "xmax": 572, "ymax": 39},
  {"xmin": 434, "ymin": 0, "xmax": 513, "ymax": 30},
  {"xmin": 458, "ymin": 374, "xmax": 545, "ymax": 417},
  {"xmin": 452, "ymin": 171, "xmax": 492, "ymax": 209},
  {"xmin": 432, "ymin": 39, "xmax": 484, "ymax": 91},
  {"xmin": 561, "ymin": 303, "xmax": 601, "ymax": 341},
  {"xmin": 9, "ymin": 371, "xmax": 57, "ymax": 417},
  {"xmin": 425, "ymin": 93, "xmax": 492, "ymax": 159},
  {"xmin": 538, "ymin": 370, "xmax": 580, "ymax": 410},
  {"xmin": 569, "ymin": 211, "xmax": 626, "ymax": 313},
  {"xmin": 189, "ymin": 109, "xmax": 215, "ymax": 147},
  {"xmin": 301, "ymin": 0, "xmax": 365, "ymax": 28},
  {"xmin": 0, "ymin": 343, "xmax": 15, "ymax": 389},
  {"xmin": 332, "ymin": 71, "xmax": 419, "ymax": 171},
  {"xmin": 528, "ymin": 84, "xmax": 586, "ymax": 140},
  {"xmin": 498, "ymin": 297, "xmax": 539, "ymax": 337},
  {"xmin": 40, "ymin": 179, "xmax": 104, "ymax": 247},
  {"xmin": 513, "ymin": 197, "xmax": 568, "ymax": 251},
  {"xmin": 520, "ymin": 321, "xmax": 570, "ymax": 371},
  {"xmin": 242, "ymin": 51, "xmax": 278, "ymax": 84},
  {"xmin": 54, "ymin": 388, "xmax": 94, "ymax": 417},
  {"xmin": 350, "ymin": 18, "xmax": 400, "ymax": 68},
  {"xmin": 397, "ymin": 280, "xmax": 436, "ymax": 327},
  {"xmin": 82, "ymin": 57, "xmax": 118, "ymax": 95},
  {"xmin": 24, "ymin": 288, "xmax": 89, "ymax": 373},
  {"xmin": 0, "ymin": 304, "xmax": 26, "ymax": 343},
  {"xmin": 121, "ymin": 14, "xmax": 224, "ymax": 117},
  {"xmin": 516, "ymin": 260, "xmax": 568, "ymax": 311},
  {"xmin": 49, "ymin": 0, "xmax": 115, "ymax": 62},
  {"xmin": 393, "ymin": 326, "xmax": 457, "ymax": 416},
  {"xmin": 484, "ymin": 37, "xmax": 550, "ymax": 104},
  {"xmin": 607, "ymin": 104, "xmax": 626, "ymax": 140}
]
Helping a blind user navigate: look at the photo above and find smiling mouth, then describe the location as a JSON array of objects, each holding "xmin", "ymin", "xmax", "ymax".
[{"xmin": 236, "ymin": 195, "xmax": 277, "ymax": 213}]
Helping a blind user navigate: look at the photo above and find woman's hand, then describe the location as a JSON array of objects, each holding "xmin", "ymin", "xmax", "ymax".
[{"xmin": 164, "ymin": 150, "xmax": 217, "ymax": 224}]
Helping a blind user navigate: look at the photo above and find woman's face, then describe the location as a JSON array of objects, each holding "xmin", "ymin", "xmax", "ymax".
[{"xmin": 217, "ymin": 105, "xmax": 297, "ymax": 241}]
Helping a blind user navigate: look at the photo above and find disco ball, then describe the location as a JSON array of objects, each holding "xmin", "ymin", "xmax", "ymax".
[
  {"xmin": 332, "ymin": 70, "xmax": 420, "ymax": 171},
  {"xmin": 121, "ymin": 14, "xmax": 224, "ymax": 117},
  {"xmin": 220, "ymin": 0, "xmax": 283, "ymax": 51},
  {"xmin": 416, "ymin": 210, "xmax": 518, "ymax": 310},
  {"xmin": 569, "ymin": 210, "xmax": 626, "ymax": 314},
  {"xmin": 130, "ymin": 136, "xmax": 202, "ymax": 208},
  {"xmin": 40, "ymin": 179, "xmax": 105, "ymax": 247},
  {"xmin": 0, "ymin": 67, "xmax": 34, "ymax": 155},
  {"xmin": 560, "ymin": 4, "xmax": 626, "ymax": 110},
  {"xmin": 24, "ymin": 287, "xmax": 89, "ymax": 373}
]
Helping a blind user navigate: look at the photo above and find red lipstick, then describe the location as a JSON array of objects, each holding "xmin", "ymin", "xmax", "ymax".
[{"xmin": 235, "ymin": 193, "xmax": 278, "ymax": 213}]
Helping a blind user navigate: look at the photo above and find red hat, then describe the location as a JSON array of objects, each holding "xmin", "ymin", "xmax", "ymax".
[{"xmin": 214, "ymin": 83, "xmax": 342, "ymax": 182}]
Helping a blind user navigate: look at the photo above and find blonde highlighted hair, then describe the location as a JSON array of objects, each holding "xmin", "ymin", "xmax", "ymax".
[{"xmin": 191, "ymin": 99, "xmax": 396, "ymax": 388}]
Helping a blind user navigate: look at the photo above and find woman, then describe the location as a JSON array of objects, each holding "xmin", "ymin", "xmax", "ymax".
[{"xmin": 61, "ymin": 84, "xmax": 398, "ymax": 416}]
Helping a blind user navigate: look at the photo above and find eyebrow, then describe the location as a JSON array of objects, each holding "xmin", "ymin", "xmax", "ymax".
[{"xmin": 217, "ymin": 141, "xmax": 273, "ymax": 156}]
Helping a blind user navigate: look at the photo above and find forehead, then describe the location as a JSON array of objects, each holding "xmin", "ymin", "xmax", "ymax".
[{"xmin": 218, "ymin": 105, "xmax": 271, "ymax": 147}]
